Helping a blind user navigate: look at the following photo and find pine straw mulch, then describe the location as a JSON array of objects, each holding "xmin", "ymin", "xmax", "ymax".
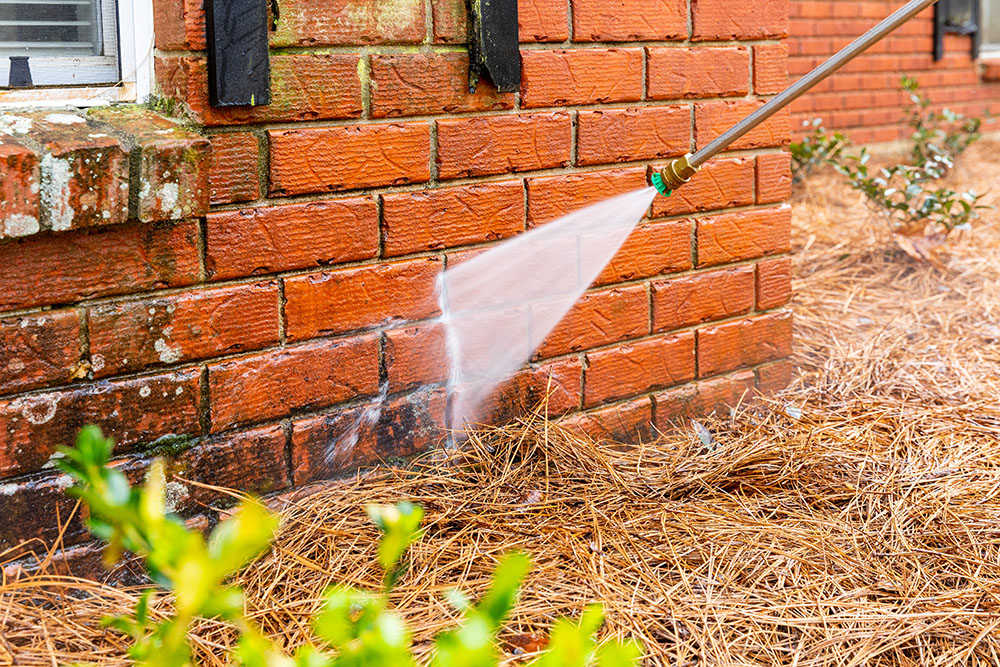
[{"xmin": 3, "ymin": 141, "xmax": 1000, "ymax": 667}]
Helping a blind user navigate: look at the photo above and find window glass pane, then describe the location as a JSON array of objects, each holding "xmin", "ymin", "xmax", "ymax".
[
  {"xmin": 984, "ymin": 0, "xmax": 1000, "ymax": 47},
  {"xmin": 0, "ymin": 0, "xmax": 103, "ymax": 56}
]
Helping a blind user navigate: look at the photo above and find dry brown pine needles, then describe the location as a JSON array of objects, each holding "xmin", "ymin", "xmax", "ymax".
[{"xmin": 3, "ymin": 141, "xmax": 1000, "ymax": 667}]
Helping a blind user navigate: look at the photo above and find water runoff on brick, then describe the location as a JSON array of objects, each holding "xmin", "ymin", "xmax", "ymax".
[{"xmin": 438, "ymin": 186, "xmax": 657, "ymax": 437}]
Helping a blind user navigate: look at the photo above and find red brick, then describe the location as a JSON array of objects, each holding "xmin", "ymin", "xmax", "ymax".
[
  {"xmin": 584, "ymin": 333, "xmax": 695, "ymax": 407},
  {"xmin": 284, "ymin": 258, "xmax": 442, "ymax": 340},
  {"xmin": 647, "ymin": 47, "xmax": 750, "ymax": 99},
  {"xmin": 0, "ymin": 471, "xmax": 88, "ymax": 551},
  {"xmin": 168, "ymin": 424, "xmax": 291, "ymax": 513},
  {"xmin": 0, "ymin": 222, "xmax": 200, "ymax": 312},
  {"xmin": 754, "ymin": 43, "xmax": 790, "ymax": 95},
  {"xmin": 691, "ymin": 0, "xmax": 788, "ymax": 40},
  {"xmin": 270, "ymin": 0, "xmax": 426, "ymax": 46},
  {"xmin": 206, "ymin": 198, "xmax": 378, "ymax": 280},
  {"xmin": 756, "ymin": 153, "xmax": 792, "ymax": 204},
  {"xmin": 651, "ymin": 157, "xmax": 755, "ymax": 217},
  {"xmin": 385, "ymin": 324, "xmax": 448, "ymax": 392},
  {"xmin": 757, "ymin": 359, "xmax": 794, "ymax": 394},
  {"xmin": 88, "ymin": 282, "xmax": 280, "ymax": 377},
  {"xmin": 476, "ymin": 357, "xmax": 583, "ymax": 422},
  {"xmin": 371, "ymin": 53, "xmax": 514, "ymax": 117},
  {"xmin": 0, "ymin": 370, "xmax": 201, "ymax": 477},
  {"xmin": 572, "ymin": 0, "xmax": 685, "ymax": 41},
  {"xmin": 152, "ymin": 0, "xmax": 205, "ymax": 49},
  {"xmin": 208, "ymin": 133, "xmax": 260, "ymax": 206},
  {"xmin": 291, "ymin": 388, "xmax": 445, "ymax": 485},
  {"xmin": 0, "ymin": 137, "xmax": 40, "ymax": 239},
  {"xmin": 576, "ymin": 106, "xmax": 690, "ymax": 166},
  {"xmin": 696, "ymin": 206, "xmax": 792, "ymax": 267},
  {"xmin": 432, "ymin": 0, "xmax": 467, "ymax": 43},
  {"xmin": 654, "ymin": 371, "xmax": 756, "ymax": 427},
  {"xmin": 697, "ymin": 311, "xmax": 793, "ymax": 377},
  {"xmin": 382, "ymin": 182, "xmax": 524, "ymax": 256},
  {"xmin": 269, "ymin": 123, "xmax": 430, "ymax": 196},
  {"xmin": 696, "ymin": 101, "xmax": 790, "ymax": 151},
  {"xmin": 536, "ymin": 285, "xmax": 648, "ymax": 358},
  {"xmin": 155, "ymin": 55, "xmax": 363, "ymax": 127},
  {"xmin": 519, "ymin": 0, "xmax": 569, "ymax": 42},
  {"xmin": 595, "ymin": 220, "xmax": 692, "ymax": 285},
  {"xmin": 0, "ymin": 310, "xmax": 82, "ymax": 396},
  {"xmin": 560, "ymin": 396, "xmax": 653, "ymax": 442},
  {"xmin": 520, "ymin": 49, "xmax": 643, "ymax": 108},
  {"xmin": 437, "ymin": 113, "xmax": 571, "ymax": 179},
  {"xmin": 208, "ymin": 336, "xmax": 379, "ymax": 433},
  {"xmin": 652, "ymin": 266, "xmax": 755, "ymax": 332},
  {"xmin": 527, "ymin": 167, "xmax": 647, "ymax": 226},
  {"xmin": 756, "ymin": 257, "xmax": 792, "ymax": 310}
]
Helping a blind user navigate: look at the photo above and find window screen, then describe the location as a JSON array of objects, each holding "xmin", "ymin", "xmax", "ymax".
[{"xmin": 0, "ymin": 0, "xmax": 119, "ymax": 88}]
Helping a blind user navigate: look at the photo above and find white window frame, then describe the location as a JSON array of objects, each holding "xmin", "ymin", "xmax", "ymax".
[{"xmin": 0, "ymin": 0, "xmax": 153, "ymax": 106}]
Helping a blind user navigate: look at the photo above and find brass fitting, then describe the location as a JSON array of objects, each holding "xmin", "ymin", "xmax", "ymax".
[{"xmin": 657, "ymin": 154, "xmax": 699, "ymax": 191}]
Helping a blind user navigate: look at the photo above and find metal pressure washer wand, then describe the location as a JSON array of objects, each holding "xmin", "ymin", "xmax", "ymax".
[{"xmin": 652, "ymin": 0, "xmax": 940, "ymax": 196}]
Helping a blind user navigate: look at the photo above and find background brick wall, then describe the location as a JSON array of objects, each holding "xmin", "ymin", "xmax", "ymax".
[
  {"xmin": 789, "ymin": 0, "xmax": 1000, "ymax": 143},
  {"xmin": 0, "ymin": 0, "xmax": 794, "ymax": 569}
]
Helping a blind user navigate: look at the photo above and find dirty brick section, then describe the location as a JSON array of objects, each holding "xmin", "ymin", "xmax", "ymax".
[{"xmin": 0, "ymin": 0, "xmax": 794, "ymax": 572}]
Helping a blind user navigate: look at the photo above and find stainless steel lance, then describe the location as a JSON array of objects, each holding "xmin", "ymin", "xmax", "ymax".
[{"xmin": 651, "ymin": 0, "xmax": 940, "ymax": 196}]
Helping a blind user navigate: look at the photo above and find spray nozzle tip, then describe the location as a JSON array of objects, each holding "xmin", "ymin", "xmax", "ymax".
[{"xmin": 650, "ymin": 172, "xmax": 672, "ymax": 198}]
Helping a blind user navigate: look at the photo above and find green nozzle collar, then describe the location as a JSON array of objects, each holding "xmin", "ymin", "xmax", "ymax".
[{"xmin": 650, "ymin": 172, "xmax": 672, "ymax": 198}]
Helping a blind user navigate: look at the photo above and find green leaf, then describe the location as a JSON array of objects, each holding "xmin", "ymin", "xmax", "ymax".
[{"xmin": 475, "ymin": 552, "xmax": 531, "ymax": 626}]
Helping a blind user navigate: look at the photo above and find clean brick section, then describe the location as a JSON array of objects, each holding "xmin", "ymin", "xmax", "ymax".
[
  {"xmin": 572, "ymin": 0, "xmax": 686, "ymax": 41},
  {"xmin": 576, "ymin": 107, "xmax": 690, "ymax": 166},
  {"xmin": 698, "ymin": 311, "xmax": 793, "ymax": 377},
  {"xmin": 520, "ymin": 49, "xmax": 644, "ymax": 108},
  {"xmin": 437, "ymin": 113, "xmax": 571, "ymax": 179},
  {"xmin": 647, "ymin": 47, "xmax": 750, "ymax": 99}
]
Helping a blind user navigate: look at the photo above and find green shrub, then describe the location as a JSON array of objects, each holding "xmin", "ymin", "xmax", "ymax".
[
  {"xmin": 902, "ymin": 75, "xmax": 982, "ymax": 171},
  {"xmin": 789, "ymin": 118, "xmax": 850, "ymax": 182},
  {"xmin": 59, "ymin": 426, "xmax": 642, "ymax": 667}
]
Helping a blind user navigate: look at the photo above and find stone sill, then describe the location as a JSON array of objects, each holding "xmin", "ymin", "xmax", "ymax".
[{"xmin": 0, "ymin": 106, "xmax": 209, "ymax": 240}]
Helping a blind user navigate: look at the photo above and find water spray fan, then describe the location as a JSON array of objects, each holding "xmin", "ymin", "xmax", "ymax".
[{"xmin": 651, "ymin": 0, "xmax": 941, "ymax": 197}]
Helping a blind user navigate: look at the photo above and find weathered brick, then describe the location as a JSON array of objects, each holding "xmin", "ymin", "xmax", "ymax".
[
  {"xmin": 206, "ymin": 198, "xmax": 378, "ymax": 280},
  {"xmin": 756, "ymin": 257, "xmax": 792, "ymax": 310},
  {"xmin": 155, "ymin": 55, "xmax": 363, "ymax": 126},
  {"xmin": 576, "ymin": 106, "xmax": 690, "ymax": 166},
  {"xmin": 697, "ymin": 311, "xmax": 793, "ymax": 377},
  {"xmin": 10, "ymin": 112, "xmax": 130, "ymax": 232},
  {"xmin": 527, "ymin": 167, "xmax": 647, "ymax": 226},
  {"xmin": 208, "ymin": 133, "xmax": 260, "ymax": 206},
  {"xmin": 371, "ymin": 53, "xmax": 514, "ymax": 117},
  {"xmin": 385, "ymin": 324, "xmax": 448, "ymax": 392},
  {"xmin": 654, "ymin": 371, "xmax": 756, "ymax": 427},
  {"xmin": 88, "ymin": 282, "xmax": 280, "ymax": 377},
  {"xmin": 757, "ymin": 358, "xmax": 795, "ymax": 394},
  {"xmin": 572, "ymin": 0, "xmax": 686, "ymax": 41},
  {"xmin": 269, "ymin": 123, "xmax": 430, "ymax": 196},
  {"xmin": 520, "ymin": 49, "xmax": 643, "ymax": 108},
  {"xmin": 209, "ymin": 336, "xmax": 379, "ymax": 433},
  {"xmin": 584, "ymin": 333, "xmax": 695, "ymax": 407},
  {"xmin": 0, "ymin": 370, "xmax": 201, "ymax": 477},
  {"xmin": 271, "ymin": 0, "xmax": 426, "ymax": 46},
  {"xmin": 594, "ymin": 220, "xmax": 692, "ymax": 285},
  {"xmin": 756, "ymin": 153, "xmax": 793, "ymax": 204},
  {"xmin": 696, "ymin": 101, "xmax": 791, "ymax": 150},
  {"xmin": 437, "ymin": 113, "xmax": 571, "ymax": 179},
  {"xmin": 651, "ymin": 157, "xmax": 755, "ymax": 217},
  {"xmin": 652, "ymin": 266, "xmax": 754, "ymax": 332},
  {"xmin": 0, "ymin": 471, "xmax": 85, "ymax": 551},
  {"xmin": 560, "ymin": 397, "xmax": 653, "ymax": 442},
  {"xmin": 0, "ymin": 310, "xmax": 82, "ymax": 396},
  {"xmin": 432, "ymin": 0, "xmax": 467, "ymax": 43},
  {"xmin": 0, "ymin": 222, "xmax": 200, "ymax": 311},
  {"xmin": 536, "ymin": 285, "xmax": 648, "ymax": 358},
  {"xmin": 647, "ymin": 47, "xmax": 750, "ymax": 99},
  {"xmin": 691, "ymin": 0, "xmax": 788, "ymax": 40},
  {"xmin": 152, "ymin": 0, "xmax": 205, "ymax": 49},
  {"xmin": 754, "ymin": 43, "xmax": 790, "ymax": 95},
  {"xmin": 291, "ymin": 388, "xmax": 445, "ymax": 485},
  {"xmin": 519, "ymin": 0, "xmax": 569, "ymax": 42},
  {"xmin": 382, "ymin": 182, "xmax": 524, "ymax": 256},
  {"xmin": 89, "ymin": 107, "xmax": 210, "ymax": 223},
  {"xmin": 0, "ymin": 136, "xmax": 41, "ymax": 239},
  {"xmin": 475, "ymin": 357, "xmax": 583, "ymax": 423},
  {"xmin": 285, "ymin": 258, "xmax": 442, "ymax": 340},
  {"xmin": 696, "ymin": 206, "xmax": 792, "ymax": 267}
]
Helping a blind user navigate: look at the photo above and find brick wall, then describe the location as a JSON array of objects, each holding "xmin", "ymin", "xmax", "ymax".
[
  {"xmin": 790, "ymin": 1, "xmax": 1000, "ymax": 144},
  {"xmin": 1, "ymin": 0, "xmax": 794, "ymax": 570}
]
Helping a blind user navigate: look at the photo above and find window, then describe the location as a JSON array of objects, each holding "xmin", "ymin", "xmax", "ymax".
[
  {"xmin": 0, "ymin": 0, "xmax": 152, "ymax": 103},
  {"xmin": 983, "ymin": 0, "xmax": 1000, "ymax": 54}
]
